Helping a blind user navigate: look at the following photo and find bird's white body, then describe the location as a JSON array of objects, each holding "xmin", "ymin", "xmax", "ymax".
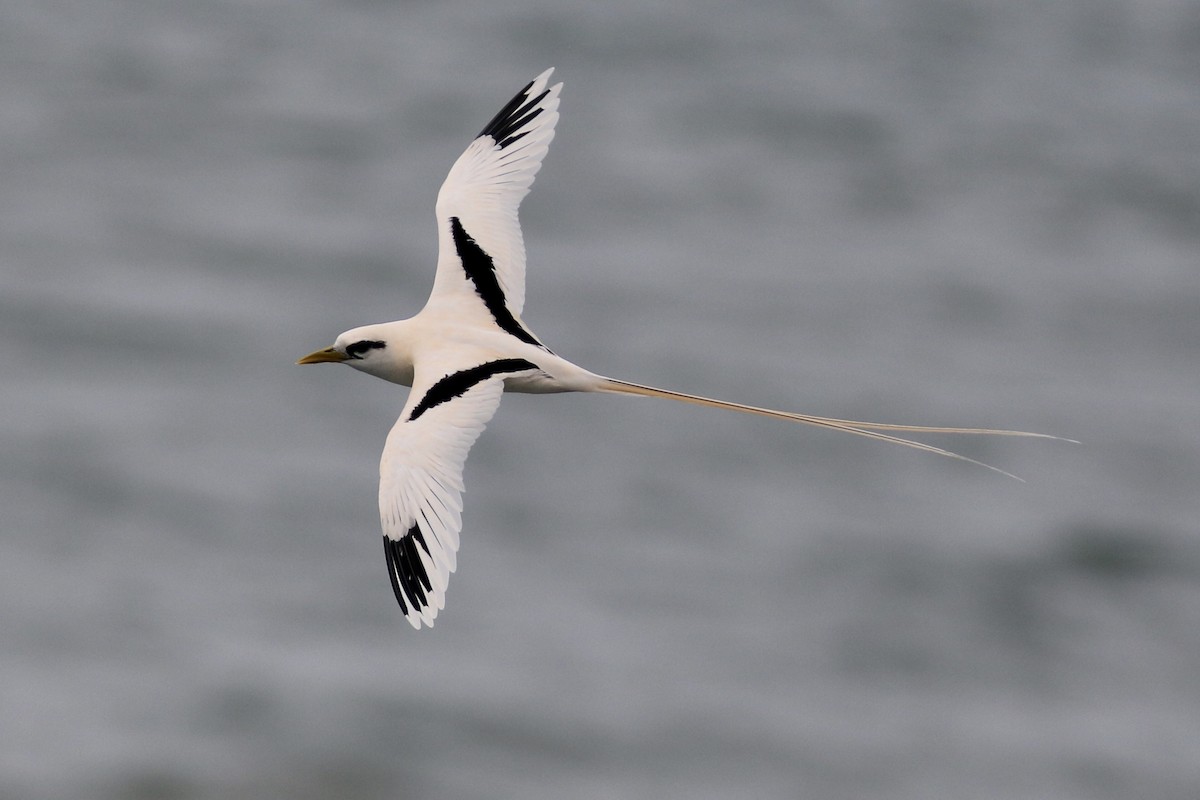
[
  {"xmin": 335, "ymin": 316, "xmax": 598, "ymax": 394},
  {"xmin": 299, "ymin": 70, "xmax": 1064, "ymax": 629}
]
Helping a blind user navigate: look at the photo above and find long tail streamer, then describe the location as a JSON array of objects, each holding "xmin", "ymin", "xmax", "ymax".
[{"xmin": 599, "ymin": 378, "xmax": 1074, "ymax": 482}]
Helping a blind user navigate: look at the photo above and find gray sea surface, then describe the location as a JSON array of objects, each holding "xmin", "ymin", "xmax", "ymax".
[{"xmin": 3, "ymin": 1, "xmax": 1200, "ymax": 798}]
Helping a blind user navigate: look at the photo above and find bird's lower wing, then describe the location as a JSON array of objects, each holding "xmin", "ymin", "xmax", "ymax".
[{"xmin": 378, "ymin": 357, "xmax": 541, "ymax": 629}]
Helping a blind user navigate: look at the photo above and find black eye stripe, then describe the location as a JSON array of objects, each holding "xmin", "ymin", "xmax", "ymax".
[{"xmin": 346, "ymin": 340, "xmax": 386, "ymax": 359}]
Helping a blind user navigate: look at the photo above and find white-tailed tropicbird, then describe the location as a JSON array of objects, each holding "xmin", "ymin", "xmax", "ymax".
[{"xmin": 298, "ymin": 69, "xmax": 1065, "ymax": 629}]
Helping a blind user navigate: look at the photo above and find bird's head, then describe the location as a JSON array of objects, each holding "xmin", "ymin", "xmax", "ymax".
[{"xmin": 297, "ymin": 323, "xmax": 412, "ymax": 385}]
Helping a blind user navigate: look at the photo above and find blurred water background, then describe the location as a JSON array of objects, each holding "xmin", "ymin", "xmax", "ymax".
[{"xmin": 3, "ymin": 1, "xmax": 1200, "ymax": 798}]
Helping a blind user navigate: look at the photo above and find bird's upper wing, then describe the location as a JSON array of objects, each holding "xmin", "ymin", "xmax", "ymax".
[
  {"xmin": 377, "ymin": 355, "xmax": 541, "ymax": 629},
  {"xmin": 428, "ymin": 69, "xmax": 561, "ymax": 319}
]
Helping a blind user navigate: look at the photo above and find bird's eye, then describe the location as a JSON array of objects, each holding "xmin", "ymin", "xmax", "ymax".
[{"xmin": 346, "ymin": 340, "xmax": 386, "ymax": 359}]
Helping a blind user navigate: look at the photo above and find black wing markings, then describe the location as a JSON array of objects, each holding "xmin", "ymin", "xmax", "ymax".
[
  {"xmin": 384, "ymin": 528, "xmax": 432, "ymax": 616},
  {"xmin": 476, "ymin": 78, "xmax": 550, "ymax": 149},
  {"xmin": 449, "ymin": 217, "xmax": 547, "ymax": 349},
  {"xmin": 407, "ymin": 358, "xmax": 539, "ymax": 423}
]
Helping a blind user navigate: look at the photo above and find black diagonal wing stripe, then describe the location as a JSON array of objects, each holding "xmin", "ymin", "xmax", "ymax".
[
  {"xmin": 450, "ymin": 216, "xmax": 546, "ymax": 349},
  {"xmin": 407, "ymin": 358, "xmax": 539, "ymax": 423}
]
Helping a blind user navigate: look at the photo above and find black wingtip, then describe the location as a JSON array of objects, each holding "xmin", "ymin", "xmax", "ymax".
[
  {"xmin": 383, "ymin": 527, "xmax": 434, "ymax": 618},
  {"xmin": 383, "ymin": 535, "xmax": 409, "ymax": 615},
  {"xmin": 476, "ymin": 78, "xmax": 552, "ymax": 149}
]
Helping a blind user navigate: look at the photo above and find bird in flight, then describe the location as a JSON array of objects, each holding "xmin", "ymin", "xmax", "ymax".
[{"xmin": 298, "ymin": 69, "xmax": 1063, "ymax": 629}]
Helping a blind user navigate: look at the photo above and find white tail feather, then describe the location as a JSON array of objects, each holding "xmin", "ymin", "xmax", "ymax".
[{"xmin": 597, "ymin": 378, "xmax": 1074, "ymax": 481}]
